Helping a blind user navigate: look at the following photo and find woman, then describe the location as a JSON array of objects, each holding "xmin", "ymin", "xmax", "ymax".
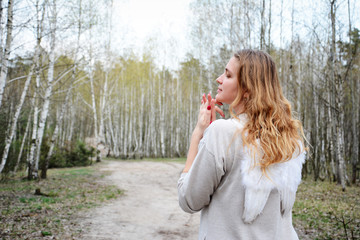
[{"xmin": 178, "ymin": 49, "xmax": 306, "ymax": 240}]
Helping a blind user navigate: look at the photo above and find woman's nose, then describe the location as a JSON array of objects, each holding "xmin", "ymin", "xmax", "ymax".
[{"xmin": 216, "ymin": 76, "xmax": 222, "ymax": 84}]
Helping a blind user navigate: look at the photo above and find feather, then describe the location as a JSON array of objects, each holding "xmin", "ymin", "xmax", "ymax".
[{"xmin": 241, "ymin": 141, "xmax": 306, "ymax": 223}]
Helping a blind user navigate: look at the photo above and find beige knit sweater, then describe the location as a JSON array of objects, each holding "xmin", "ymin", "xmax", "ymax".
[{"xmin": 178, "ymin": 114, "xmax": 305, "ymax": 240}]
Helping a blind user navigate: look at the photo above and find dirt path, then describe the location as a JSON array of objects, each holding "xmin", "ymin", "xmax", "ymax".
[{"xmin": 77, "ymin": 160, "xmax": 200, "ymax": 240}]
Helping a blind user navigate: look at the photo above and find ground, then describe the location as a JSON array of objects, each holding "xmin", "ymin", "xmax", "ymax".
[
  {"xmin": 1, "ymin": 160, "xmax": 358, "ymax": 239},
  {"xmin": 77, "ymin": 160, "xmax": 200, "ymax": 239},
  {"xmin": 76, "ymin": 160, "xmax": 314, "ymax": 240}
]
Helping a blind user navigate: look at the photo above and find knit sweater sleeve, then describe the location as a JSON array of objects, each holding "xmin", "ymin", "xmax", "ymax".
[{"xmin": 177, "ymin": 122, "xmax": 226, "ymax": 213}]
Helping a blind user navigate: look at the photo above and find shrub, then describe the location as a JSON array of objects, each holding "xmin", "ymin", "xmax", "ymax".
[{"xmin": 49, "ymin": 141, "xmax": 94, "ymax": 168}]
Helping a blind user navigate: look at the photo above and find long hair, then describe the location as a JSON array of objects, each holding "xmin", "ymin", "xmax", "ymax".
[{"xmin": 229, "ymin": 49, "xmax": 306, "ymax": 172}]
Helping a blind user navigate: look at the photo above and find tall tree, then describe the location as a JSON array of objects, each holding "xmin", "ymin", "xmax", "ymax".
[
  {"xmin": 32, "ymin": 0, "xmax": 58, "ymax": 179},
  {"xmin": 0, "ymin": 65, "xmax": 34, "ymax": 173},
  {"xmin": 27, "ymin": 0, "xmax": 46, "ymax": 179},
  {"xmin": 0, "ymin": 0, "xmax": 14, "ymax": 108},
  {"xmin": 329, "ymin": 0, "xmax": 346, "ymax": 190}
]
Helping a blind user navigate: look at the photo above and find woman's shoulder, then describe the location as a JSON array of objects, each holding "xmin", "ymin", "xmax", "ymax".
[
  {"xmin": 201, "ymin": 115, "xmax": 248, "ymax": 147},
  {"xmin": 209, "ymin": 114, "xmax": 248, "ymax": 132}
]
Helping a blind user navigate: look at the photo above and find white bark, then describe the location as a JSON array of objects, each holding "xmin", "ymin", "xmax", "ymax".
[
  {"xmin": 66, "ymin": 95, "xmax": 76, "ymax": 143},
  {"xmin": 123, "ymin": 89, "xmax": 128, "ymax": 156},
  {"xmin": 43, "ymin": 79, "xmax": 72, "ymax": 177},
  {"xmin": 89, "ymin": 71, "xmax": 98, "ymax": 137},
  {"xmin": 138, "ymin": 87, "xmax": 145, "ymax": 157},
  {"xmin": 159, "ymin": 69, "xmax": 165, "ymax": 157},
  {"xmin": 107, "ymin": 104, "xmax": 118, "ymax": 157},
  {"xmin": 330, "ymin": 0, "xmax": 346, "ymax": 190},
  {"xmin": 65, "ymin": 0, "xmax": 82, "ymax": 144},
  {"xmin": 0, "ymin": 0, "xmax": 4, "ymax": 64},
  {"xmin": 99, "ymin": 72, "xmax": 107, "ymax": 143},
  {"xmin": 0, "ymin": 0, "xmax": 14, "ymax": 108},
  {"xmin": 260, "ymin": 0, "xmax": 265, "ymax": 49},
  {"xmin": 175, "ymin": 76, "xmax": 181, "ymax": 157},
  {"xmin": 151, "ymin": 71, "xmax": 157, "ymax": 156},
  {"xmin": 14, "ymin": 107, "xmax": 32, "ymax": 172},
  {"xmin": 27, "ymin": 0, "xmax": 46, "ymax": 179},
  {"xmin": 33, "ymin": 0, "xmax": 57, "ymax": 179},
  {"xmin": 0, "ymin": 66, "xmax": 34, "ymax": 173},
  {"xmin": 128, "ymin": 87, "xmax": 133, "ymax": 155}
]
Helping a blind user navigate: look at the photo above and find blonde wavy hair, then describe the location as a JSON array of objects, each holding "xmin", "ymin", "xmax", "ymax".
[{"xmin": 229, "ymin": 49, "xmax": 306, "ymax": 172}]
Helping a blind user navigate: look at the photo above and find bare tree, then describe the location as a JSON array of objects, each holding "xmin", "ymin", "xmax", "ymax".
[
  {"xmin": 0, "ymin": 0, "xmax": 14, "ymax": 108},
  {"xmin": 0, "ymin": 65, "xmax": 34, "ymax": 173},
  {"xmin": 32, "ymin": 0, "xmax": 58, "ymax": 179}
]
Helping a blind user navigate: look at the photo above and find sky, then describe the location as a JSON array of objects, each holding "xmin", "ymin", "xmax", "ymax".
[
  {"xmin": 111, "ymin": 0, "xmax": 192, "ymax": 69},
  {"xmin": 11, "ymin": 0, "xmax": 360, "ymax": 71},
  {"xmin": 109, "ymin": 0, "xmax": 360, "ymax": 70}
]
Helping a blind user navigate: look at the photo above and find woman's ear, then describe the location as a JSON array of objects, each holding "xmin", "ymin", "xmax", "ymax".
[{"xmin": 243, "ymin": 92, "xmax": 250, "ymax": 99}]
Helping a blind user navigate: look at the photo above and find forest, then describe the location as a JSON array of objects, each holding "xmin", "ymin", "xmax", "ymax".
[{"xmin": 0, "ymin": 0, "xmax": 359, "ymax": 193}]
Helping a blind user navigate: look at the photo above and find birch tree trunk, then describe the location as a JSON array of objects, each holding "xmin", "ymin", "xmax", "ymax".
[
  {"xmin": 175, "ymin": 76, "xmax": 181, "ymax": 157},
  {"xmin": 267, "ymin": 0, "xmax": 271, "ymax": 52},
  {"xmin": 329, "ymin": 0, "xmax": 346, "ymax": 190},
  {"xmin": 123, "ymin": 89, "xmax": 128, "ymax": 157},
  {"xmin": 27, "ymin": 0, "xmax": 45, "ymax": 180},
  {"xmin": 0, "ymin": 0, "xmax": 14, "ymax": 108},
  {"xmin": 260, "ymin": 0, "xmax": 265, "ymax": 50},
  {"xmin": 0, "ymin": 0, "xmax": 3, "ymax": 63},
  {"xmin": 42, "ymin": 0, "xmax": 83, "ymax": 177},
  {"xmin": 99, "ymin": 72, "xmax": 107, "ymax": 144},
  {"xmin": 14, "ymin": 107, "xmax": 32, "ymax": 172},
  {"xmin": 351, "ymin": 62, "xmax": 359, "ymax": 183},
  {"xmin": 159, "ymin": 69, "xmax": 166, "ymax": 157},
  {"xmin": 138, "ymin": 87, "xmax": 145, "ymax": 157},
  {"xmin": 0, "ymin": 66, "xmax": 34, "ymax": 173},
  {"xmin": 41, "ymin": 81, "xmax": 71, "ymax": 179},
  {"xmin": 33, "ymin": 0, "xmax": 57, "ymax": 179}
]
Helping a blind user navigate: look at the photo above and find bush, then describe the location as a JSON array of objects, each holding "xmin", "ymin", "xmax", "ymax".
[{"xmin": 49, "ymin": 141, "xmax": 95, "ymax": 168}]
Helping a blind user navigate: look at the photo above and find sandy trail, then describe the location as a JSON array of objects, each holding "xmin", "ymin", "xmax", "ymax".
[{"xmin": 78, "ymin": 160, "xmax": 200, "ymax": 240}]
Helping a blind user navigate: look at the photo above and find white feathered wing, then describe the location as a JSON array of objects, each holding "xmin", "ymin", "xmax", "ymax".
[{"xmin": 241, "ymin": 145, "xmax": 306, "ymax": 224}]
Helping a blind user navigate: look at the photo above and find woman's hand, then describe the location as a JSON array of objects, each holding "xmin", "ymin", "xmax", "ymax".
[
  {"xmin": 194, "ymin": 93, "xmax": 225, "ymax": 137},
  {"xmin": 193, "ymin": 94, "xmax": 211, "ymax": 138},
  {"xmin": 182, "ymin": 92, "xmax": 225, "ymax": 173},
  {"xmin": 204, "ymin": 93, "xmax": 225, "ymax": 123}
]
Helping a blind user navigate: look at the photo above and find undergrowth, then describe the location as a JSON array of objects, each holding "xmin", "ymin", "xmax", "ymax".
[
  {"xmin": 293, "ymin": 178, "xmax": 360, "ymax": 239},
  {"xmin": 0, "ymin": 163, "xmax": 123, "ymax": 239}
]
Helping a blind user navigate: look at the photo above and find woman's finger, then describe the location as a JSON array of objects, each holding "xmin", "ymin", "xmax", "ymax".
[
  {"xmin": 215, "ymin": 100, "xmax": 223, "ymax": 106},
  {"xmin": 207, "ymin": 92, "xmax": 212, "ymax": 104},
  {"xmin": 210, "ymin": 99, "xmax": 216, "ymax": 121},
  {"xmin": 215, "ymin": 106, "xmax": 225, "ymax": 118}
]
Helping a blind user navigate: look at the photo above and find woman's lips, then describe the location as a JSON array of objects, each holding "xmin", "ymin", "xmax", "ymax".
[{"xmin": 217, "ymin": 88, "xmax": 222, "ymax": 93}]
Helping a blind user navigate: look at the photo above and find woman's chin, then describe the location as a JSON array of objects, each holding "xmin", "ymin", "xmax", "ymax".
[
  {"xmin": 215, "ymin": 96, "xmax": 226, "ymax": 105},
  {"xmin": 215, "ymin": 94, "xmax": 221, "ymax": 102}
]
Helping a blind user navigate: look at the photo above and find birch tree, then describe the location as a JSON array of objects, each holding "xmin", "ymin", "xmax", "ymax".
[
  {"xmin": 0, "ymin": 66, "xmax": 34, "ymax": 173},
  {"xmin": 328, "ymin": 0, "xmax": 346, "ymax": 190},
  {"xmin": 31, "ymin": 0, "xmax": 57, "ymax": 179},
  {"xmin": 14, "ymin": 107, "xmax": 33, "ymax": 172},
  {"xmin": 0, "ymin": 0, "xmax": 14, "ymax": 108},
  {"xmin": 41, "ymin": 0, "xmax": 83, "ymax": 178},
  {"xmin": 27, "ymin": 0, "xmax": 46, "ymax": 179}
]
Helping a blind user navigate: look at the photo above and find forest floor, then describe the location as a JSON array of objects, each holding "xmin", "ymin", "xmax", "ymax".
[
  {"xmin": 76, "ymin": 159, "xmax": 200, "ymax": 240},
  {"xmin": 1, "ymin": 159, "xmax": 359, "ymax": 239},
  {"xmin": 75, "ymin": 159, "xmax": 360, "ymax": 240}
]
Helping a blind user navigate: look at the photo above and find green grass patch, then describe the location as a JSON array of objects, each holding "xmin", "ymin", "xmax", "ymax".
[
  {"xmin": 293, "ymin": 178, "xmax": 360, "ymax": 239},
  {"xmin": 0, "ymin": 162, "xmax": 123, "ymax": 239}
]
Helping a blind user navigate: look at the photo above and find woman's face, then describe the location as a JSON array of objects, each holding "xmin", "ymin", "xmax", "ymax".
[{"xmin": 215, "ymin": 57, "xmax": 240, "ymax": 105}]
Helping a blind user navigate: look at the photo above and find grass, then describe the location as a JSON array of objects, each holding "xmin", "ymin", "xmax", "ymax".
[
  {"xmin": 293, "ymin": 178, "xmax": 360, "ymax": 239},
  {"xmin": 1, "ymin": 158, "xmax": 358, "ymax": 239},
  {"xmin": 0, "ymin": 162, "xmax": 123, "ymax": 240}
]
